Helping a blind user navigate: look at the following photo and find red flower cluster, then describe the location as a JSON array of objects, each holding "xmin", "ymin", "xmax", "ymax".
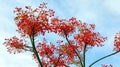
[
  {"xmin": 36, "ymin": 39, "xmax": 55, "ymax": 57},
  {"xmin": 36, "ymin": 38, "xmax": 67, "ymax": 67},
  {"xmin": 42, "ymin": 56, "xmax": 66, "ymax": 67},
  {"xmin": 58, "ymin": 44, "xmax": 77, "ymax": 64},
  {"xmin": 114, "ymin": 32, "xmax": 120, "ymax": 51},
  {"xmin": 102, "ymin": 64, "xmax": 113, "ymax": 67},
  {"xmin": 51, "ymin": 17, "xmax": 78, "ymax": 37},
  {"xmin": 14, "ymin": 2, "xmax": 54, "ymax": 36},
  {"xmin": 3, "ymin": 36, "xmax": 26, "ymax": 54},
  {"xmin": 74, "ymin": 23, "xmax": 107, "ymax": 50}
]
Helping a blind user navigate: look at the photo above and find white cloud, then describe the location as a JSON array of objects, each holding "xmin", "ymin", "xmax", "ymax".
[
  {"xmin": 0, "ymin": 58, "xmax": 6, "ymax": 67},
  {"xmin": 16, "ymin": 0, "xmax": 33, "ymax": 6},
  {"xmin": 103, "ymin": 0, "xmax": 120, "ymax": 15}
]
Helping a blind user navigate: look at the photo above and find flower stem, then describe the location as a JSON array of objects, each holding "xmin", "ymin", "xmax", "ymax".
[
  {"xmin": 89, "ymin": 51, "xmax": 120, "ymax": 67},
  {"xmin": 64, "ymin": 32, "xmax": 84, "ymax": 67},
  {"xmin": 83, "ymin": 44, "xmax": 87, "ymax": 67},
  {"xmin": 54, "ymin": 54, "xmax": 62, "ymax": 67},
  {"xmin": 30, "ymin": 27, "xmax": 44, "ymax": 67}
]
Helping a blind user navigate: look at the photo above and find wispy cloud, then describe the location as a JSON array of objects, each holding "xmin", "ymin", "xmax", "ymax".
[{"xmin": 103, "ymin": 0, "xmax": 120, "ymax": 15}]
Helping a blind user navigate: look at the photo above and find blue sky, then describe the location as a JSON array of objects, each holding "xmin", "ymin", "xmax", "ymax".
[{"xmin": 0, "ymin": 0, "xmax": 120, "ymax": 67}]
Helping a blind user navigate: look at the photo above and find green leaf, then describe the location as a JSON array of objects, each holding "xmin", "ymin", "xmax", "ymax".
[
  {"xmin": 61, "ymin": 47, "xmax": 66, "ymax": 51},
  {"xmin": 26, "ymin": 28, "xmax": 29, "ymax": 33},
  {"xmin": 17, "ymin": 15, "xmax": 22, "ymax": 19},
  {"xmin": 73, "ymin": 61, "xmax": 82, "ymax": 67}
]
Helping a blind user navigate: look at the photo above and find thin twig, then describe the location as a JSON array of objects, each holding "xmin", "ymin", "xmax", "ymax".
[
  {"xmin": 54, "ymin": 54, "xmax": 62, "ymax": 67},
  {"xmin": 83, "ymin": 44, "xmax": 87, "ymax": 67},
  {"xmin": 64, "ymin": 32, "xmax": 84, "ymax": 67},
  {"xmin": 30, "ymin": 27, "xmax": 44, "ymax": 67},
  {"xmin": 89, "ymin": 51, "xmax": 120, "ymax": 67}
]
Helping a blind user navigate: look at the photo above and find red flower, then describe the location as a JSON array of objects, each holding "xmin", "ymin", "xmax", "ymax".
[
  {"xmin": 74, "ymin": 23, "xmax": 106, "ymax": 50},
  {"xmin": 41, "ymin": 56, "xmax": 66, "ymax": 67},
  {"xmin": 39, "ymin": 2, "xmax": 47, "ymax": 8},
  {"xmin": 58, "ymin": 44, "xmax": 77, "ymax": 64},
  {"xmin": 36, "ymin": 38, "xmax": 67, "ymax": 67},
  {"xmin": 51, "ymin": 17, "xmax": 78, "ymax": 37},
  {"xmin": 14, "ymin": 2, "xmax": 54, "ymax": 36},
  {"xmin": 114, "ymin": 32, "xmax": 120, "ymax": 51},
  {"xmin": 102, "ymin": 64, "xmax": 113, "ymax": 67},
  {"xmin": 25, "ymin": 6, "xmax": 31, "ymax": 9},
  {"xmin": 36, "ymin": 38, "xmax": 55, "ymax": 57},
  {"xmin": 48, "ymin": 9, "xmax": 55, "ymax": 17},
  {"xmin": 14, "ymin": 7, "xmax": 21, "ymax": 12},
  {"xmin": 3, "ymin": 36, "xmax": 26, "ymax": 54}
]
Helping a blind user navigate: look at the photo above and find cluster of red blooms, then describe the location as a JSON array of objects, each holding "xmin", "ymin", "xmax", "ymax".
[
  {"xmin": 74, "ymin": 23, "xmax": 107, "ymax": 50},
  {"xmin": 3, "ymin": 2, "xmax": 120, "ymax": 67},
  {"xmin": 50, "ymin": 17, "xmax": 78, "ymax": 37},
  {"xmin": 114, "ymin": 32, "xmax": 120, "ymax": 51},
  {"xmin": 102, "ymin": 64, "xmax": 113, "ymax": 67},
  {"xmin": 58, "ymin": 44, "xmax": 78, "ymax": 64},
  {"xmin": 36, "ymin": 38, "xmax": 67, "ymax": 67},
  {"xmin": 3, "ymin": 36, "xmax": 26, "ymax": 54},
  {"xmin": 14, "ymin": 2, "xmax": 54, "ymax": 36},
  {"xmin": 37, "ymin": 38, "xmax": 55, "ymax": 57}
]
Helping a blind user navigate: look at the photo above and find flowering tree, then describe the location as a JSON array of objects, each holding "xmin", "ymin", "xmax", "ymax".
[{"xmin": 3, "ymin": 2, "xmax": 120, "ymax": 67}]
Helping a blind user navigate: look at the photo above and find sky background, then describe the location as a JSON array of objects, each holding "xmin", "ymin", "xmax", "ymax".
[{"xmin": 0, "ymin": 0, "xmax": 120, "ymax": 67}]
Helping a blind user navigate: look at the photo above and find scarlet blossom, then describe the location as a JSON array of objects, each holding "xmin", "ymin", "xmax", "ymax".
[
  {"xmin": 56, "ymin": 40, "xmax": 78, "ymax": 65},
  {"xmin": 3, "ymin": 36, "xmax": 26, "ymax": 54},
  {"xmin": 40, "ymin": 56, "xmax": 66, "ymax": 67},
  {"xmin": 25, "ymin": 6, "xmax": 31, "ymax": 9},
  {"xmin": 34, "ymin": 38, "xmax": 55, "ymax": 66},
  {"xmin": 74, "ymin": 23, "xmax": 107, "ymax": 50},
  {"xmin": 14, "ymin": 2, "xmax": 54, "ymax": 36},
  {"xmin": 51, "ymin": 17, "xmax": 78, "ymax": 37},
  {"xmin": 41, "ymin": 56, "xmax": 66, "ymax": 67},
  {"xmin": 69, "ymin": 17, "xmax": 76, "ymax": 21},
  {"xmin": 58, "ymin": 44, "xmax": 77, "ymax": 64},
  {"xmin": 39, "ymin": 2, "xmax": 47, "ymax": 8},
  {"xmin": 36, "ymin": 39, "xmax": 55, "ymax": 57},
  {"xmin": 36, "ymin": 38, "xmax": 67, "ymax": 67},
  {"xmin": 48, "ymin": 9, "xmax": 55, "ymax": 17},
  {"xmin": 102, "ymin": 64, "xmax": 113, "ymax": 67},
  {"xmin": 32, "ymin": 54, "xmax": 37, "ymax": 60},
  {"xmin": 114, "ymin": 32, "xmax": 120, "ymax": 51},
  {"xmin": 14, "ymin": 7, "xmax": 22, "ymax": 12}
]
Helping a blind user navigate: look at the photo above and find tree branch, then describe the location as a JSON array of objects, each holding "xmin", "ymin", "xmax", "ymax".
[
  {"xmin": 25, "ymin": 45, "xmax": 33, "ymax": 52},
  {"xmin": 54, "ymin": 54, "xmax": 62, "ymax": 67},
  {"xmin": 89, "ymin": 51, "xmax": 120, "ymax": 67},
  {"xmin": 83, "ymin": 44, "xmax": 87, "ymax": 67},
  {"xmin": 30, "ymin": 27, "xmax": 44, "ymax": 67},
  {"xmin": 64, "ymin": 32, "xmax": 84, "ymax": 67}
]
